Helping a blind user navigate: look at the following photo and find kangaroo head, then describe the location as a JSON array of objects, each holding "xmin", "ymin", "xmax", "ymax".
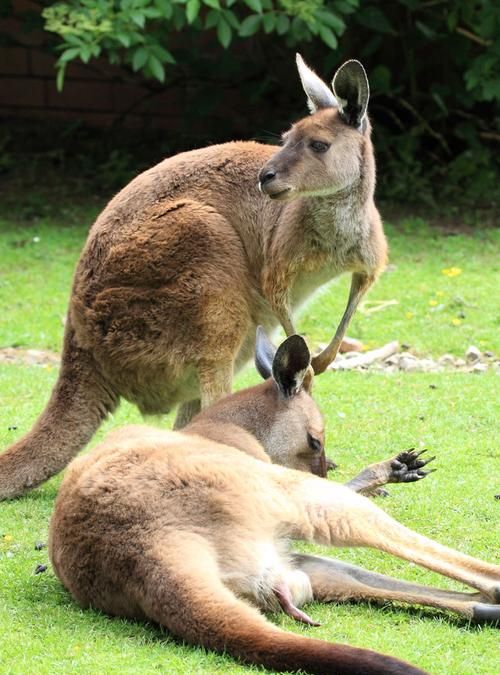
[
  {"xmin": 253, "ymin": 327, "xmax": 335, "ymax": 477},
  {"xmin": 259, "ymin": 55, "xmax": 370, "ymax": 201}
]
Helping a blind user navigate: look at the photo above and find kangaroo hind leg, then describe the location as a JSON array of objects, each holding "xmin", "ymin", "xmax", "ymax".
[
  {"xmin": 291, "ymin": 478, "xmax": 500, "ymax": 602},
  {"xmin": 130, "ymin": 533, "xmax": 426, "ymax": 674},
  {"xmin": 292, "ymin": 553, "xmax": 500, "ymax": 623}
]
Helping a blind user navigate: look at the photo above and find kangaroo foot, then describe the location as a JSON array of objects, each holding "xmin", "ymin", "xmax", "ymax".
[{"xmin": 472, "ymin": 602, "xmax": 500, "ymax": 623}]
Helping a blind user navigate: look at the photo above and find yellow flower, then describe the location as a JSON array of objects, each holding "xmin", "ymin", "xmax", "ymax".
[
  {"xmin": 451, "ymin": 318, "xmax": 462, "ymax": 326},
  {"xmin": 405, "ymin": 311, "xmax": 414, "ymax": 319},
  {"xmin": 3, "ymin": 534, "xmax": 13, "ymax": 543},
  {"xmin": 442, "ymin": 267, "xmax": 462, "ymax": 277},
  {"xmin": 429, "ymin": 299, "xmax": 438, "ymax": 306}
]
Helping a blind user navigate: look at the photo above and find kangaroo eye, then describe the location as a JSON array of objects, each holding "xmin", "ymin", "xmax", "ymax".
[
  {"xmin": 307, "ymin": 433, "xmax": 323, "ymax": 453},
  {"xmin": 310, "ymin": 141, "xmax": 330, "ymax": 153}
]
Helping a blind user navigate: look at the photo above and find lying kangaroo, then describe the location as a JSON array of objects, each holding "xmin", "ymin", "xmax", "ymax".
[
  {"xmin": 49, "ymin": 331, "xmax": 499, "ymax": 675},
  {"xmin": 0, "ymin": 54, "xmax": 386, "ymax": 499}
]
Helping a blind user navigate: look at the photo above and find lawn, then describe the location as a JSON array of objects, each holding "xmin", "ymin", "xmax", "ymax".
[{"xmin": 0, "ymin": 205, "xmax": 498, "ymax": 675}]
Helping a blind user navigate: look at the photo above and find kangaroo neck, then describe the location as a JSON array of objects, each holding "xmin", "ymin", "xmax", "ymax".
[{"xmin": 301, "ymin": 183, "xmax": 367, "ymax": 247}]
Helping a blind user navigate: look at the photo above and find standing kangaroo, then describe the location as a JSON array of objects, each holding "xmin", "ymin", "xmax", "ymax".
[
  {"xmin": 49, "ymin": 331, "xmax": 499, "ymax": 675},
  {"xmin": 0, "ymin": 54, "xmax": 387, "ymax": 499}
]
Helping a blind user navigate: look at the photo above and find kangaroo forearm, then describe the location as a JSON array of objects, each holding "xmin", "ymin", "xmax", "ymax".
[{"xmin": 345, "ymin": 467, "xmax": 386, "ymax": 494}]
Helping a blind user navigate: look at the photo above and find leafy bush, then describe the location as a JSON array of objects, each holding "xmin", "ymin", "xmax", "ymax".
[
  {"xmin": 7, "ymin": 1, "xmax": 500, "ymax": 209},
  {"xmin": 42, "ymin": 0, "xmax": 358, "ymax": 88}
]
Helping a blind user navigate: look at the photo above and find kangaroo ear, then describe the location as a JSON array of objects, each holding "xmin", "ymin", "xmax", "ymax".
[
  {"xmin": 272, "ymin": 334, "xmax": 311, "ymax": 398},
  {"xmin": 332, "ymin": 59, "xmax": 369, "ymax": 129},
  {"xmin": 255, "ymin": 326, "xmax": 277, "ymax": 380},
  {"xmin": 296, "ymin": 53, "xmax": 337, "ymax": 114}
]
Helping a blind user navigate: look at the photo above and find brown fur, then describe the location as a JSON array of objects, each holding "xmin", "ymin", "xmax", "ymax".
[
  {"xmin": 0, "ymin": 57, "xmax": 386, "ymax": 498},
  {"xmin": 49, "ymin": 337, "xmax": 499, "ymax": 675}
]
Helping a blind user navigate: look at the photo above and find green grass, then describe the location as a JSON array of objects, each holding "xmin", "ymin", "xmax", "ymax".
[{"xmin": 0, "ymin": 209, "xmax": 499, "ymax": 675}]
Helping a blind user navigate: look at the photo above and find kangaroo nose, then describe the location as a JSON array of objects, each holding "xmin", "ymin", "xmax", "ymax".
[{"xmin": 259, "ymin": 168, "xmax": 276, "ymax": 186}]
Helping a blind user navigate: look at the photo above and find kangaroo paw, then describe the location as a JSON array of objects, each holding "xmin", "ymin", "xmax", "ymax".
[{"xmin": 389, "ymin": 448, "xmax": 436, "ymax": 484}]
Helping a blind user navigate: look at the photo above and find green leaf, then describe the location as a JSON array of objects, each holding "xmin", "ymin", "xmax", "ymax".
[
  {"xmin": 150, "ymin": 44, "xmax": 176, "ymax": 64},
  {"xmin": 154, "ymin": 0, "xmax": 173, "ymax": 19},
  {"xmin": 59, "ymin": 47, "xmax": 81, "ymax": 63},
  {"xmin": 318, "ymin": 25, "xmax": 338, "ymax": 49},
  {"xmin": 262, "ymin": 12, "xmax": 275, "ymax": 34},
  {"xmin": 186, "ymin": 0, "xmax": 200, "ymax": 24},
  {"xmin": 432, "ymin": 92, "xmax": 447, "ymax": 115},
  {"xmin": 63, "ymin": 35, "xmax": 84, "ymax": 47},
  {"xmin": 115, "ymin": 32, "xmax": 131, "ymax": 47},
  {"xmin": 149, "ymin": 54, "xmax": 166, "ymax": 82},
  {"xmin": 80, "ymin": 44, "xmax": 92, "ymax": 63},
  {"xmin": 223, "ymin": 9, "xmax": 240, "ymax": 30},
  {"xmin": 205, "ymin": 9, "xmax": 219, "ymax": 28},
  {"xmin": 243, "ymin": 0, "xmax": 262, "ymax": 13},
  {"xmin": 415, "ymin": 20, "xmax": 435, "ymax": 40},
  {"xmin": 130, "ymin": 11, "xmax": 146, "ymax": 28},
  {"xmin": 56, "ymin": 65, "xmax": 66, "ymax": 92},
  {"xmin": 132, "ymin": 46, "xmax": 148, "ymax": 71},
  {"xmin": 203, "ymin": 0, "xmax": 220, "ymax": 9},
  {"xmin": 239, "ymin": 14, "xmax": 261, "ymax": 37},
  {"xmin": 217, "ymin": 17, "xmax": 232, "ymax": 48},
  {"xmin": 316, "ymin": 10, "xmax": 345, "ymax": 34},
  {"xmin": 276, "ymin": 14, "xmax": 289, "ymax": 35}
]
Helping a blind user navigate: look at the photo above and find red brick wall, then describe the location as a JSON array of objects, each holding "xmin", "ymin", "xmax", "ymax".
[{"xmin": 0, "ymin": 1, "xmax": 184, "ymax": 129}]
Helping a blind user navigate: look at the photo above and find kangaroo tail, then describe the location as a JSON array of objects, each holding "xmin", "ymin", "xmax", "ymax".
[
  {"xmin": 0, "ymin": 321, "xmax": 117, "ymax": 499},
  {"xmin": 132, "ymin": 537, "xmax": 427, "ymax": 675}
]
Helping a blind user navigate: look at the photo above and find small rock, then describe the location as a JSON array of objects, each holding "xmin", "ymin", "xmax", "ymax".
[
  {"xmin": 455, "ymin": 358, "xmax": 466, "ymax": 367},
  {"xmin": 34, "ymin": 541, "xmax": 46, "ymax": 551},
  {"xmin": 418, "ymin": 359, "xmax": 439, "ymax": 372},
  {"xmin": 399, "ymin": 356, "xmax": 419, "ymax": 371},
  {"xmin": 399, "ymin": 351, "xmax": 417, "ymax": 360},
  {"xmin": 471, "ymin": 362, "xmax": 488, "ymax": 373},
  {"xmin": 35, "ymin": 564, "xmax": 47, "ymax": 574},
  {"xmin": 465, "ymin": 345, "xmax": 481, "ymax": 362},
  {"xmin": 7, "ymin": 425, "xmax": 18, "ymax": 431},
  {"xmin": 438, "ymin": 354, "xmax": 455, "ymax": 366},
  {"xmin": 385, "ymin": 355, "xmax": 400, "ymax": 366},
  {"xmin": 483, "ymin": 351, "xmax": 494, "ymax": 358},
  {"xmin": 339, "ymin": 337, "xmax": 363, "ymax": 353}
]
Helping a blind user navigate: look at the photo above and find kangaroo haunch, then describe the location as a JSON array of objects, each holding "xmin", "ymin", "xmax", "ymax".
[
  {"xmin": 0, "ymin": 55, "xmax": 386, "ymax": 499},
  {"xmin": 49, "ymin": 331, "xmax": 500, "ymax": 675}
]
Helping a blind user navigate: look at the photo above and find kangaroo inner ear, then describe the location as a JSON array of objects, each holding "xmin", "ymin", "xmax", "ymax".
[
  {"xmin": 255, "ymin": 326, "xmax": 277, "ymax": 380},
  {"xmin": 272, "ymin": 335, "xmax": 311, "ymax": 398},
  {"xmin": 296, "ymin": 53, "xmax": 338, "ymax": 114},
  {"xmin": 332, "ymin": 59, "xmax": 369, "ymax": 129}
]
